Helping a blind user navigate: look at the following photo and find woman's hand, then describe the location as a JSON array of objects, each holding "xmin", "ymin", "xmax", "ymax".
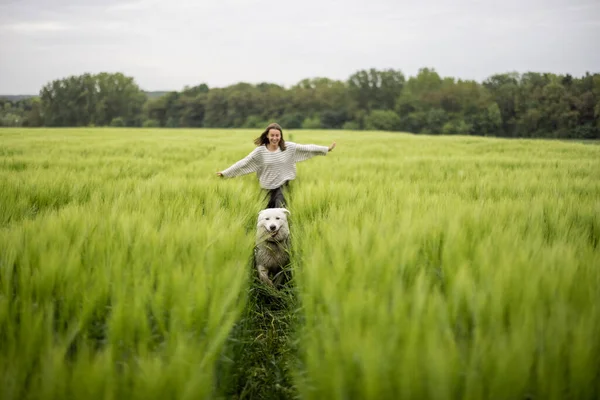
[
  {"xmin": 328, "ymin": 142, "xmax": 336, "ymax": 152},
  {"xmin": 216, "ymin": 172, "xmax": 223, "ymax": 177}
]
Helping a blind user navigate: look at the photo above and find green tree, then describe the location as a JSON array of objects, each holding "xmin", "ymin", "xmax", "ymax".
[
  {"xmin": 424, "ymin": 108, "xmax": 449, "ymax": 134},
  {"xmin": 396, "ymin": 68, "xmax": 449, "ymax": 133},
  {"xmin": 347, "ymin": 68, "xmax": 405, "ymax": 111},
  {"xmin": 483, "ymin": 73, "xmax": 520, "ymax": 136},
  {"xmin": 25, "ymin": 67, "xmax": 600, "ymax": 139},
  {"xmin": 23, "ymin": 98, "xmax": 43, "ymax": 127},
  {"xmin": 204, "ymin": 89, "xmax": 229, "ymax": 127},
  {"xmin": 278, "ymin": 113, "xmax": 304, "ymax": 129},
  {"xmin": 143, "ymin": 96, "xmax": 168, "ymax": 127},
  {"xmin": 364, "ymin": 110, "xmax": 402, "ymax": 131},
  {"xmin": 302, "ymin": 116, "xmax": 321, "ymax": 129},
  {"xmin": 94, "ymin": 72, "xmax": 146, "ymax": 126},
  {"xmin": 39, "ymin": 72, "xmax": 145, "ymax": 127},
  {"xmin": 442, "ymin": 119, "xmax": 471, "ymax": 135},
  {"xmin": 178, "ymin": 93, "xmax": 207, "ymax": 127}
]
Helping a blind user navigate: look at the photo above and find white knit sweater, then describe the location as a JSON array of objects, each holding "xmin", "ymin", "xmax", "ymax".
[{"xmin": 221, "ymin": 142, "xmax": 329, "ymax": 189}]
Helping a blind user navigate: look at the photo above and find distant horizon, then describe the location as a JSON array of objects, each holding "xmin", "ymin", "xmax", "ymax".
[{"xmin": 1, "ymin": 66, "xmax": 599, "ymax": 97}]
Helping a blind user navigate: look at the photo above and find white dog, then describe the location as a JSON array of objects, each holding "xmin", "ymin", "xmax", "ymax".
[{"xmin": 254, "ymin": 208, "xmax": 291, "ymax": 287}]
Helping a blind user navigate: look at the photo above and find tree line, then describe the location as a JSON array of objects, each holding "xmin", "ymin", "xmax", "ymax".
[{"xmin": 1, "ymin": 68, "xmax": 599, "ymax": 139}]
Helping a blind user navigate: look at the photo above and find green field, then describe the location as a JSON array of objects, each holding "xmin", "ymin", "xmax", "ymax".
[{"xmin": 1, "ymin": 128, "xmax": 599, "ymax": 400}]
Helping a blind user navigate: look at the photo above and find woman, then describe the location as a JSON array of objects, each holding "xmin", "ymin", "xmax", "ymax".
[{"xmin": 217, "ymin": 122, "xmax": 336, "ymax": 208}]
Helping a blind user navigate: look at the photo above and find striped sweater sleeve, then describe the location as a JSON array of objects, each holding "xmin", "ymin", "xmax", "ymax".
[
  {"xmin": 221, "ymin": 147, "xmax": 261, "ymax": 177},
  {"xmin": 292, "ymin": 143, "xmax": 329, "ymax": 162}
]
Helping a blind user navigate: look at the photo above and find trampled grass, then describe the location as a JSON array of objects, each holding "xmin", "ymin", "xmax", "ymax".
[{"xmin": 1, "ymin": 128, "xmax": 599, "ymax": 399}]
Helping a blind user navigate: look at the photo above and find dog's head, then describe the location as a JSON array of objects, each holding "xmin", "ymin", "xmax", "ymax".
[{"xmin": 256, "ymin": 208, "xmax": 290, "ymax": 242}]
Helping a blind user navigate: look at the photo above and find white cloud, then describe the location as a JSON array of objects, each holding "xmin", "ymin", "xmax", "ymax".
[
  {"xmin": 3, "ymin": 21, "xmax": 73, "ymax": 32},
  {"xmin": 0, "ymin": 0, "xmax": 598, "ymax": 93},
  {"xmin": 106, "ymin": 0, "xmax": 159, "ymax": 12}
]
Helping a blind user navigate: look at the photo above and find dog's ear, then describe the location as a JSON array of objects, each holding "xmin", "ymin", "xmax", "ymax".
[{"xmin": 281, "ymin": 208, "xmax": 291, "ymax": 216}]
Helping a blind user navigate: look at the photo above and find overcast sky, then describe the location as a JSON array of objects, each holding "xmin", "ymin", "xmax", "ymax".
[{"xmin": 0, "ymin": 0, "xmax": 598, "ymax": 94}]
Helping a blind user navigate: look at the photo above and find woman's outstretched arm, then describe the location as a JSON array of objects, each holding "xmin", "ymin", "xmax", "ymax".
[
  {"xmin": 217, "ymin": 147, "xmax": 261, "ymax": 177},
  {"xmin": 292, "ymin": 142, "xmax": 336, "ymax": 162}
]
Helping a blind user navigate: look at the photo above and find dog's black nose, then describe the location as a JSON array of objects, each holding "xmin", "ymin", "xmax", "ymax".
[{"xmin": 269, "ymin": 224, "xmax": 277, "ymax": 231}]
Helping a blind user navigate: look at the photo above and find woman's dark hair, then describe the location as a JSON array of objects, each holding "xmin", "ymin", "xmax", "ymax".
[{"xmin": 254, "ymin": 122, "xmax": 286, "ymax": 151}]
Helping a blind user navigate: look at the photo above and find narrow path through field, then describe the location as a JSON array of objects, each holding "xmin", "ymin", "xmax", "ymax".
[{"xmin": 216, "ymin": 256, "xmax": 299, "ymax": 399}]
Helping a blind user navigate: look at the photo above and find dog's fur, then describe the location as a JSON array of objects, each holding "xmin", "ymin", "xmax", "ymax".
[{"xmin": 254, "ymin": 208, "xmax": 291, "ymax": 287}]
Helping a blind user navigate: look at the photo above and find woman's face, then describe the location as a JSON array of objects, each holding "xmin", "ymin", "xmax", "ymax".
[{"xmin": 267, "ymin": 129, "xmax": 281, "ymax": 147}]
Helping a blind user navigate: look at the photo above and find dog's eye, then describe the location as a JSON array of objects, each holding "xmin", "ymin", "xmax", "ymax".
[
  {"xmin": 276, "ymin": 217, "xmax": 280, "ymax": 220},
  {"xmin": 265, "ymin": 218, "xmax": 270, "ymax": 220}
]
